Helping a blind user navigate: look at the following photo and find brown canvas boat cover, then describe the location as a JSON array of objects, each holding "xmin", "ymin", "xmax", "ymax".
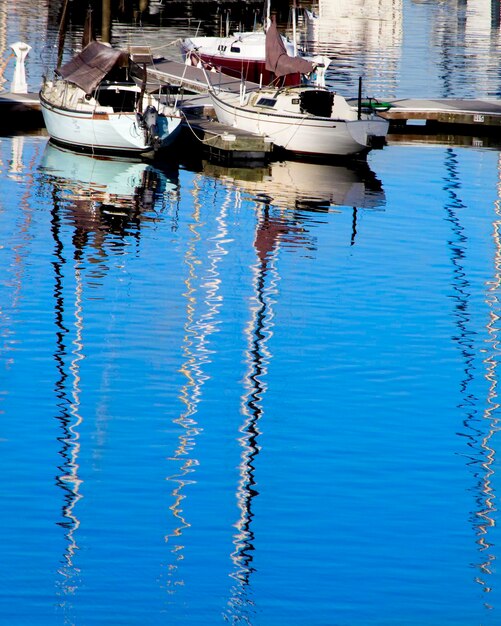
[
  {"xmin": 57, "ymin": 41, "xmax": 127, "ymax": 93},
  {"xmin": 265, "ymin": 17, "xmax": 314, "ymax": 78}
]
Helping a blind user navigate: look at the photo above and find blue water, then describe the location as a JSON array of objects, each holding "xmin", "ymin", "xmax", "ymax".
[
  {"xmin": 2, "ymin": 135, "xmax": 501, "ymax": 626},
  {"xmin": 3, "ymin": 1, "xmax": 501, "ymax": 625}
]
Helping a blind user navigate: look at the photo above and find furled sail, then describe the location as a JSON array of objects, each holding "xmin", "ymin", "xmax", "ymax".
[{"xmin": 265, "ymin": 17, "xmax": 314, "ymax": 78}]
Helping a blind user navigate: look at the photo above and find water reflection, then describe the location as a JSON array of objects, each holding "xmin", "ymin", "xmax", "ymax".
[
  {"xmin": 39, "ymin": 142, "xmax": 179, "ymax": 277},
  {"xmin": 163, "ymin": 171, "xmax": 232, "ymax": 592},
  {"xmin": 304, "ymin": 0, "xmax": 403, "ymax": 97},
  {"xmin": 202, "ymin": 158, "xmax": 385, "ymax": 211},
  {"xmin": 443, "ymin": 146, "xmax": 501, "ymax": 607},
  {"xmin": 51, "ymin": 196, "xmax": 84, "ymax": 602},
  {"xmin": 37, "ymin": 142, "xmax": 179, "ymax": 608},
  {"xmin": 226, "ymin": 201, "xmax": 279, "ymax": 623},
  {"xmin": 201, "ymin": 158, "xmax": 385, "ymax": 250},
  {"xmin": 476, "ymin": 153, "xmax": 501, "ymax": 603}
]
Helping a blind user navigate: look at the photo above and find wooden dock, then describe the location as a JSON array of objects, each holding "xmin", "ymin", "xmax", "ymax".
[
  {"xmin": 0, "ymin": 91, "xmax": 43, "ymax": 128},
  {"xmin": 180, "ymin": 113, "xmax": 273, "ymax": 162},
  {"xmin": 378, "ymin": 98, "xmax": 501, "ymax": 132}
]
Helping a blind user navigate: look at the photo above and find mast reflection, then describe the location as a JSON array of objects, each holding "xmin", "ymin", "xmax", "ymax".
[
  {"xmin": 476, "ymin": 152, "xmax": 501, "ymax": 602},
  {"xmin": 226, "ymin": 201, "xmax": 279, "ymax": 621},
  {"xmin": 219, "ymin": 158, "xmax": 385, "ymax": 621},
  {"xmin": 163, "ymin": 174, "xmax": 231, "ymax": 592},
  {"xmin": 442, "ymin": 147, "xmax": 499, "ymax": 605},
  {"xmin": 39, "ymin": 141, "xmax": 179, "ymax": 603},
  {"xmin": 49, "ymin": 179, "xmax": 85, "ymax": 602}
]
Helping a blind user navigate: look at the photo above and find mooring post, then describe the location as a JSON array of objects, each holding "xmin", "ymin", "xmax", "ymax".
[{"xmin": 10, "ymin": 42, "xmax": 31, "ymax": 94}]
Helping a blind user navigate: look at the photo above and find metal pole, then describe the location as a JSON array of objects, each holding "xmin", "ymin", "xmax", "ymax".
[
  {"xmin": 102, "ymin": 0, "xmax": 111, "ymax": 43},
  {"xmin": 358, "ymin": 76, "xmax": 362, "ymax": 120},
  {"xmin": 56, "ymin": 0, "xmax": 70, "ymax": 69}
]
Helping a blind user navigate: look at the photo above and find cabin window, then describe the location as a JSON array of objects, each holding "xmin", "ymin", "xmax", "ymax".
[
  {"xmin": 96, "ymin": 88, "xmax": 137, "ymax": 112},
  {"xmin": 256, "ymin": 97, "xmax": 277, "ymax": 108},
  {"xmin": 230, "ymin": 46, "xmax": 241, "ymax": 53}
]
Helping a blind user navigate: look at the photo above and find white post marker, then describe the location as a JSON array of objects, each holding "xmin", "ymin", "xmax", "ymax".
[{"xmin": 10, "ymin": 42, "xmax": 31, "ymax": 94}]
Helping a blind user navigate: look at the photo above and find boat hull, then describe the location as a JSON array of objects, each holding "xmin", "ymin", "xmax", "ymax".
[
  {"xmin": 209, "ymin": 91, "xmax": 389, "ymax": 157},
  {"xmin": 40, "ymin": 91, "xmax": 182, "ymax": 155},
  {"xmin": 181, "ymin": 34, "xmax": 303, "ymax": 86},
  {"xmin": 190, "ymin": 52, "xmax": 301, "ymax": 86}
]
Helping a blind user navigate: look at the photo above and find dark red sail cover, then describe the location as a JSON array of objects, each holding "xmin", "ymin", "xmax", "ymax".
[{"xmin": 265, "ymin": 18, "xmax": 314, "ymax": 78}]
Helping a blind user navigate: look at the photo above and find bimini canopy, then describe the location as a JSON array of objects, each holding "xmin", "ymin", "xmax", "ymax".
[{"xmin": 57, "ymin": 40, "xmax": 128, "ymax": 94}]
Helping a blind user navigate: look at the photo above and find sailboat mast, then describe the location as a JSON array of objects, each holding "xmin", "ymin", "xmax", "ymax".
[
  {"xmin": 292, "ymin": 0, "xmax": 297, "ymax": 57},
  {"xmin": 102, "ymin": 0, "xmax": 111, "ymax": 43},
  {"xmin": 265, "ymin": 0, "xmax": 270, "ymax": 30},
  {"xmin": 56, "ymin": 0, "xmax": 70, "ymax": 70}
]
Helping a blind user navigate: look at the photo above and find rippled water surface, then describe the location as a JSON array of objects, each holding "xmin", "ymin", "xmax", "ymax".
[{"xmin": 3, "ymin": 1, "xmax": 501, "ymax": 625}]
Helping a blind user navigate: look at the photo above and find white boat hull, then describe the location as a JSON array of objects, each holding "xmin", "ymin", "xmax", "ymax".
[
  {"xmin": 40, "ymin": 84, "xmax": 182, "ymax": 154},
  {"xmin": 209, "ymin": 90, "xmax": 389, "ymax": 157}
]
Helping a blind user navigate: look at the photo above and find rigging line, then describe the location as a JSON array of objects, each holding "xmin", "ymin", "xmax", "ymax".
[
  {"xmin": 148, "ymin": 39, "xmax": 183, "ymax": 52},
  {"xmin": 179, "ymin": 110, "xmax": 239, "ymax": 145}
]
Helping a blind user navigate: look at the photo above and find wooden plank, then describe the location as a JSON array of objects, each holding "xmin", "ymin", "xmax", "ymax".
[
  {"xmin": 379, "ymin": 98, "xmax": 501, "ymax": 129},
  {"xmin": 181, "ymin": 113, "xmax": 273, "ymax": 161}
]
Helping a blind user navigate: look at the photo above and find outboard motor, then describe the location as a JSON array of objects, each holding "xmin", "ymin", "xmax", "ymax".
[{"xmin": 143, "ymin": 105, "xmax": 159, "ymax": 141}]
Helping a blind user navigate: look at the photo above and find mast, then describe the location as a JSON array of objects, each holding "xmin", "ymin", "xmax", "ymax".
[
  {"xmin": 56, "ymin": 0, "xmax": 70, "ymax": 70},
  {"xmin": 102, "ymin": 0, "xmax": 111, "ymax": 44}
]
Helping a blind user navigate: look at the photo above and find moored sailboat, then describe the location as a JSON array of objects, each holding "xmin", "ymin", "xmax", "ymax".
[
  {"xmin": 181, "ymin": 30, "xmax": 310, "ymax": 87},
  {"xmin": 208, "ymin": 18, "xmax": 389, "ymax": 158},
  {"xmin": 39, "ymin": 40, "xmax": 182, "ymax": 155},
  {"xmin": 180, "ymin": 1, "xmax": 322, "ymax": 87}
]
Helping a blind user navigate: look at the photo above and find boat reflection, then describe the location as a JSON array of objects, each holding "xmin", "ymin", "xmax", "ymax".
[
  {"xmin": 39, "ymin": 141, "xmax": 179, "ymax": 242},
  {"xmin": 201, "ymin": 158, "xmax": 386, "ymax": 212},
  {"xmin": 39, "ymin": 140, "xmax": 178, "ymax": 609}
]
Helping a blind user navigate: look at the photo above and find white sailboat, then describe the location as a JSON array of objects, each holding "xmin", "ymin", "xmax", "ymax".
[
  {"xmin": 208, "ymin": 19, "xmax": 389, "ymax": 158},
  {"xmin": 40, "ymin": 40, "xmax": 182, "ymax": 155}
]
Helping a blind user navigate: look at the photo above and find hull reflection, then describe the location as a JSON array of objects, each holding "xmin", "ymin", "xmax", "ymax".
[
  {"xmin": 201, "ymin": 158, "xmax": 386, "ymax": 211},
  {"xmin": 39, "ymin": 141, "xmax": 178, "ymax": 217}
]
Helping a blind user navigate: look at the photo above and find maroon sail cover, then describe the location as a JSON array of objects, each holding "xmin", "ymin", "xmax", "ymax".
[
  {"xmin": 58, "ymin": 41, "xmax": 127, "ymax": 93},
  {"xmin": 265, "ymin": 18, "xmax": 314, "ymax": 78}
]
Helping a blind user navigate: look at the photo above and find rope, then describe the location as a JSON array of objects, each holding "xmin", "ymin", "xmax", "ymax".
[
  {"xmin": 180, "ymin": 110, "xmax": 237, "ymax": 145},
  {"xmin": 148, "ymin": 38, "xmax": 183, "ymax": 53}
]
